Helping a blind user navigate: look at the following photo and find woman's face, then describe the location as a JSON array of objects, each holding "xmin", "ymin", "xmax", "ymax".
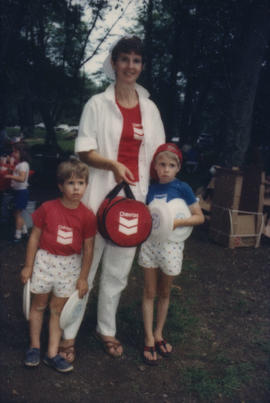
[{"xmin": 112, "ymin": 51, "xmax": 143, "ymax": 84}]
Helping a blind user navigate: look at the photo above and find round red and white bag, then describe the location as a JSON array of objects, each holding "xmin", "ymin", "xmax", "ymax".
[{"xmin": 97, "ymin": 182, "xmax": 152, "ymax": 247}]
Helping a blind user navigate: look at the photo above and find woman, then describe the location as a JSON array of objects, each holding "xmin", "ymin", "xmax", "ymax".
[{"xmin": 60, "ymin": 36, "xmax": 165, "ymax": 360}]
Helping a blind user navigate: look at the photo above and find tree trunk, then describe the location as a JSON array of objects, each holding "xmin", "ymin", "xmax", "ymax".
[
  {"xmin": 167, "ymin": 15, "xmax": 181, "ymax": 140},
  {"xmin": 144, "ymin": 0, "xmax": 154, "ymax": 95},
  {"xmin": 222, "ymin": 0, "xmax": 270, "ymax": 168},
  {"xmin": 39, "ymin": 103, "xmax": 58, "ymax": 148}
]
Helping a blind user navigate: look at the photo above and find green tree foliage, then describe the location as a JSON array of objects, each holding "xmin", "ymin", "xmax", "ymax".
[
  {"xmin": 0, "ymin": 0, "xmax": 130, "ymax": 146},
  {"xmin": 139, "ymin": 0, "xmax": 270, "ymax": 167}
]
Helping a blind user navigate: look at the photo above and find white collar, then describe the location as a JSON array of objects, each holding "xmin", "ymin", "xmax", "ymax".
[{"xmin": 104, "ymin": 83, "xmax": 150, "ymax": 102}]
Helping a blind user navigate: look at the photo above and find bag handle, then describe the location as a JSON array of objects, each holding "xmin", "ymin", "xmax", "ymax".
[
  {"xmin": 123, "ymin": 182, "xmax": 135, "ymax": 199},
  {"xmin": 105, "ymin": 181, "xmax": 136, "ymax": 200}
]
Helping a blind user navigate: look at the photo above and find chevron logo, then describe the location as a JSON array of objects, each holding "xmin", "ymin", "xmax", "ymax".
[
  {"xmin": 118, "ymin": 214, "xmax": 138, "ymax": 236},
  {"xmin": 57, "ymin": 225, "xmax": 73, "ymax": 245},
  {"xmin": 132, "ymin": 123, "xmax": 144, "ymax": 140}
]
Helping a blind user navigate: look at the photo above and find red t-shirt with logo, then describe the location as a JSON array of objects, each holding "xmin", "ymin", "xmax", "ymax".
[
  {"xmin": 117, "ymin": 101, "xmax": 144, "ymax": 182},
  {"xmin": 32, "ymin": 199, "xmax": 97, "ymax": 256}
]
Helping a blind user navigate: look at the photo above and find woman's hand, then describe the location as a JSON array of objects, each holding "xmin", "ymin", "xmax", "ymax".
[
  {"xmin": 20, "ymin": 266, "xmax": 32, "ymax": 284},
  {"xmin": 112, "ymin": 161, "xmax": 135, "ymax": 185},
  {"xmin": 79, "ymin": 150, "xmax": 135, "ymax": 185},
  {"xmin": 76, "ymin": 278, "xmax": 89, "ymax": 299}
]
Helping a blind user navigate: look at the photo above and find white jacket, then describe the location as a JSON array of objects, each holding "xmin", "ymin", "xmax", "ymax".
[{"xmin": 75, "ymin": 83, "xmax": 165, "ymax": 212}]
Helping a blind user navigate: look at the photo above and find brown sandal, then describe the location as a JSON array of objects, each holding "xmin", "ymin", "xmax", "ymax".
[
  {"xmin": 95, "ymin": 332, "xmax": 123, "ymax": 358},
  {"xmin": 58, "ymin": 345, "xmax": 76, "ymax": 363}
]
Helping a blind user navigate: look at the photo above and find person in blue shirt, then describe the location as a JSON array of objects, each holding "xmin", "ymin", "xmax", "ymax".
[{"xmin": 138, "ymin": 143, "xmax": 204, "ymax": 365}]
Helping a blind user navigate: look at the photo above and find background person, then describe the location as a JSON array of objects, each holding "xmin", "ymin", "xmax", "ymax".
[
  {"xmin": 5, "ymin": 142, "xmax": 30, "ymax": 241},
  {"xmin": 60, "ymin": 36, "xmax": 165, "ymax": 359}
]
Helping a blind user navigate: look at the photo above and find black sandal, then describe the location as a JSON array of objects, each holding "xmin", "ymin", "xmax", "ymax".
[
  {"xmin": 155, "ymin": 339, "xmax": 172, "ymax": 358},
  {"xmin": 143, "ymin": 346, "xmax": 158, "ymax": 366}
]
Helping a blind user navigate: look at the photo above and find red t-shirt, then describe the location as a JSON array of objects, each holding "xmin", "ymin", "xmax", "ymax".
[
  {"xmin": 117, "ymin": 101, "xmax": 144, "ymax": 182},
  {"xmin": 33, "ymin": 199, "xmax": 97, "ymax": 256}
]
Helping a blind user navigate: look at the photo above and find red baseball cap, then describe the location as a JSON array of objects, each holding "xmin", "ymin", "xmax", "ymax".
[{"xmin": 150, "ymin": 143, "xmax": 183, "ymax": 181}]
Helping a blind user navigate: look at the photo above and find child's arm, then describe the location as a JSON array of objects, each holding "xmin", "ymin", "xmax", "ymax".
[
  {"xmin": 76, "ymin": 237, "xmax": 95, "ymax": 298},
  {"xmin": 5, "ymin": 170, "xmax": 27, "ymax": 182},
  {"xmin": 173, "ymin": 201, "xmax": 205, "ymax": 229},
  {"xmin": 20, "ymin": 226, "xmax": 42, "ymax": 284}
]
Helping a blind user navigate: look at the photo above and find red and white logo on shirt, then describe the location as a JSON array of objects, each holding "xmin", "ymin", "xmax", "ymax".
[
  {"xmin": 132, "ymin": 123, "xmax": 144, "ymax": 141},
  {"xmin": 57, "ymin": 225, "xmax": 73, "ymax": 245}
]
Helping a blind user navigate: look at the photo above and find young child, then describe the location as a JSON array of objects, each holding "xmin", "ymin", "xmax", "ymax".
[
  {"xmin": 5, "ymin": 142, "xmax": 30, "ymax": 241},
  {"xmin": 20, "ymin": 158, "xmax": 97, "ymax": 373},
  {"xmin": 138, "ymin": 143, "xmax": 204, "ymax": 366}
]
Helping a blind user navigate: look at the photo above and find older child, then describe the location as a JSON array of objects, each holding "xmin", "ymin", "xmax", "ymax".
[
  {"xmin": 20, "ymin": 159, "xmax": 96, "ymax": 373},
  {"xmin": 138, "ymin": 143, "xmax": 204, "ymax": 365},
  {"xmin": 5, "ymin": 142, "xmax": 30, "ymax": 241}
]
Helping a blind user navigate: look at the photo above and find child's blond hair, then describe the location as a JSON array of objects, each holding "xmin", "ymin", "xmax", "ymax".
[
  {"xmin": 57, "ymin": 158, "xmax": 89, "ymax": 184},
  {"xmin": 155, "ymin": 150, "xmax": 181, "ymax": 168}
]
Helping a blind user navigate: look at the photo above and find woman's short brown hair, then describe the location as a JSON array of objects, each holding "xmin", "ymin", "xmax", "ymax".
[
  {"xmin": 111, "ymin": 36, "xmax": 144, "ymax": 63},
  {"xmin": 57, "ymin": 158, "xmax": 89, "ymax": 184}
]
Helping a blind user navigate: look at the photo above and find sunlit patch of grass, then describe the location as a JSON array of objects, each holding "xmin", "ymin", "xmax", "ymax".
[
  {"xmin": 182, "ymin": 362, "xmax": 253, "ymax": 400},
  {"xmin": 57, "ymin": 139, "xmax": 75, "ymax": 152},
  {"xmin": 166, "ymin": 296, "xmax": 198, "ymax": 343},
  {"xmin": 117, "ymin": 288, "xmax": 198, "ymax": 347},
  {"xmin": 182, "ymin": 367, "xmax": 220, "ymax": 399}
]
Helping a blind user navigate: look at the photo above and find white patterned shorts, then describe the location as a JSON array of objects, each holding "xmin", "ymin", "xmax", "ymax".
[
  {"xmin": 138, "ymin": 239, "xmax": 184, "ymax": 276},
  {"xmin": 30, "ymin": 249, "xmax": 82, "ymax": 298}
]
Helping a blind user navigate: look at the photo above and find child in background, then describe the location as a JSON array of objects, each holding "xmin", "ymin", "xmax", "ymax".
[
  {"xmin": 20, "ymin": 159, "xmax": 97, "ymax": 373},
  {"xmin": 5, "ymin": 142, "xmax": 30, "ymax": 241},
  {"xmin": 138, "ymin": 143, "xmax": 204, "ymax": 365}
]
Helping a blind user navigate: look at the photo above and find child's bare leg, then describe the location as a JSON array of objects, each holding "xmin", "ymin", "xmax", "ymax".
[
  {"xmin": 29, "ymin": 293, "xmax": 49, "ymax": 348},
  {"xmin": 14, "ymin": 210, "xmax": 24, "ymax": 230},
  {"xmin": 142, "ymin": 268, "xmax": 158, "ymax": 361},
  {"xmin": 154, "ymin": 272, "xmax": 174, "ymax": 353},
  {"xmin": 47, "ymin": 295, "xmax": 68, "ymax": 358}
]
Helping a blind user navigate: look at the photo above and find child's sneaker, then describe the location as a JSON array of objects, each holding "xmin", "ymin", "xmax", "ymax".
[
  {"xmin": 22, "ymin": 224, "xmax": 28, "ymax": 238},
  {"xmin": 24, "ymin": 348, "xmax": 40, "ymax": 367},
  {"xmin": 43, "ymin": 354, "xmax": 74, "ymax": 373},
  {"xmin": 13, "ymin": 230, "xmax": 22, "ymax": 243}
]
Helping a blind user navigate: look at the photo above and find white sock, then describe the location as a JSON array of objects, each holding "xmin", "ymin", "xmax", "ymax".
[
  {"xmin": 15, "ymin": 229, "xmax": 22, "ymax": 239},
  {"xmin": 22, "ymin": 224, "xmax": 28, "ymax": 234}
]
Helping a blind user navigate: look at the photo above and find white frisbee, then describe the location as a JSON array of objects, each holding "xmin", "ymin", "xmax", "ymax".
[
  {"xmin": 148, "ymin": 199, "xmax": 174, "ymax": 241},
  {"xmin": 60, "ymin": 290, "xmax": 88, "ymax": 330},
  {"xmin": 148, "ymin": 198, "xmax": 193, "ymax": 242},
  {"xmin": 23, "ymin": 279, "xmax": 31, "ymax": 320},
  {"xmin": 168, "ymin": 198, "xmax": 193, "ymax": 242}
]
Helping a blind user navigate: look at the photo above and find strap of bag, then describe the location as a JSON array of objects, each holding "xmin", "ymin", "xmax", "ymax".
[
  {"xmin": 105, "ymin": 181, "xmax": 136, "ymax": 200},
  {"xmin": 123, "ymin": 182, "xmax": 135, "ymax": 200}
]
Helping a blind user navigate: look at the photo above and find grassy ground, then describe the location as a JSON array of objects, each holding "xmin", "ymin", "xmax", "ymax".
[
  {"xmin": 1, "ymin": 208, "xmax": 269, "ymax": 402},
  {"xmin": 1, "ymin": 129, "xmax": 269, "ymax": 402}
]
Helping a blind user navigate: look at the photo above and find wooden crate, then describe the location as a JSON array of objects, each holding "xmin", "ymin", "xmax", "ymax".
[
  {"xmin": 209, "ymin": 167, "xmax": 264, "ymax": 248},
  {"xmin": 210, "ymin": 207, "xmax": 263, "ymax": 248}
]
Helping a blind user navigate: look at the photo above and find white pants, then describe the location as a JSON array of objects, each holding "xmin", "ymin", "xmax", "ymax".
[{"xmin": 63, "ymin": 233, "xmax": 136, "ymax": 339}]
